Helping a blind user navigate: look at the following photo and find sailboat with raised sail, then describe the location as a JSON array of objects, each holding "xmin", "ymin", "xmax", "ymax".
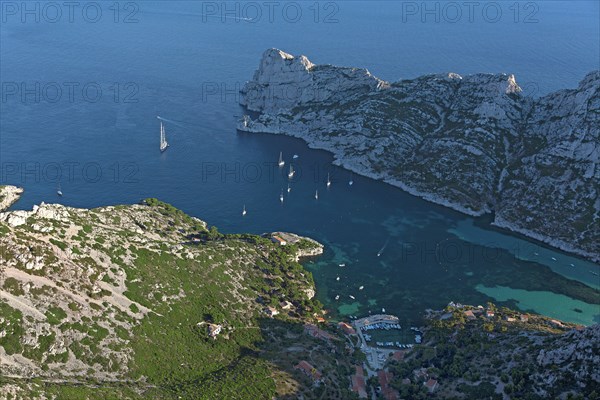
[
  {"xmin": 326, "ymin": 173, "xmax": 331, "ymax": 188},
  {"xmin": 315, "ymin": 189, "xmax": 319, "ymax": 200},
  {"xmin": 56, "ymin": 182, "xmax": 63, "ymax": 197},
  {"xmin": 288, "ymin": 164, "xmax": 295, "ymax": 179},
  {"xmin": 242, "ymin": 205, "xmax": 247, "ymax": 216},
  {"xmin": 159, "ymin": 118, "xmax": 169, "ymax": 152},
  {"xmin": 278, "ymin": 152, "xmax": 285, "ymax": 167}
]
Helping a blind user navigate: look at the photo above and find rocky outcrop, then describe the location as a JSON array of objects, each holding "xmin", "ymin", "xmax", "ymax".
[
  {"xmin": 241, "ymin": 49, "xmax": 387, "ymax": 113},
  {"xmin": 0, "ymin": 202, "xmax": 72, "ymax": 227},
  {"xmin": 0, "ymin": 185, "xmax": 23, "ymax": 212},
  {"xmin": 268, "ymin": 231, "xmax": 324, "ymax": 262},
  {"xmin": 238, "ymin": 49, "xmax": 600, "ymax": 262},
  {"xmin": 536, "ymin": 324, "xmax": 600, "ymax": 390}
]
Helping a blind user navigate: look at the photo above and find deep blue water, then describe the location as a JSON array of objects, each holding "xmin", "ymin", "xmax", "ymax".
[{"xmin": 1, "ymin": 1, "xmax": 599, "ymax": 325}]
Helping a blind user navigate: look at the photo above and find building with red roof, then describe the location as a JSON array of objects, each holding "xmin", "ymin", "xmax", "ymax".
[
  {"xmin": 338, "ymin": 321, "xmax": 356, "ymax": 335},
  {"xmin": 294, "ymin": 360, "xmax": 322, "ymax": 383},
  {"xmin": 350, "ymin": 365, "xmax": 368, "ymax": 398},
  {"xmin": 304, "ymin": 323, "xmax": 336, "ymax": 342},
  {"xmin": 424, "ymin": 378, "xmax": 438, "ymax": 393},
  {"xmin": 392, "ymin": 351, "xmax": 405, "ymax": 362},
  {"xmin": 377, "ymin": 370, "xmax": 399, "ymax": 400},
  {"xmin": 464, "ymin": 310, "xmax": 477, "ymax": 320}
]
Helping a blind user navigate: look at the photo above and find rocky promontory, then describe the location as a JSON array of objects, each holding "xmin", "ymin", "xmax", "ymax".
[
  {"xmin": 0, "ymin": 185, "xmax": 23, "ymax": 212},
  {"xmin": 238, "ymin": 49, "xmax": 600, "ymax": 262},
  {"xmin": 0, "ymin": 199, "xmax": 332, "ymax": 399}
]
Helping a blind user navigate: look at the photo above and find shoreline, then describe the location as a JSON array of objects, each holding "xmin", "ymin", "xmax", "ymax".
[
  {"xmin": 0, "ymin": 186, "xmax": 24, "ymax": 212},
  {"xmin": 237, "ymin": 124, "xmax": 599, "ymax": 264}
]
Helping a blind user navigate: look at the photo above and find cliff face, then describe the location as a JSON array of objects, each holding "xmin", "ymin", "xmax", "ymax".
[
  {"xmin": 0, "ymin": 186, "xmax": 23, "ymax": 212},
  {"xmin": 496, "ymin": 73, "xmax": 600, "ymax": 258},
  {"xmin": 536, "ymin": 324, "xmax": 600, "ymax": 388},
  {"xmin": 238, "ymin": 49, "xmax": 600, "ymax": 262}
]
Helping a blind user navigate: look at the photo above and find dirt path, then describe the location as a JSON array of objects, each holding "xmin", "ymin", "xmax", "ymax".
[
  {"xmin": 4, "ymin": 267, "xmax": 93, "ymax": 307},
  {"xmin": 0, "ymin": 290, "xmax": 45, "ymax": 320},
  {"xmin": 97, "ymin": 281, "xmax": 156, "ymax": 318}
]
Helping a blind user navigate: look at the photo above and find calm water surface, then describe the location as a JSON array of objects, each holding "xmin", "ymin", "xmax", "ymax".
[{"xmin": 1, "ymin": 1, "xmax": 598, "ymax": 325}]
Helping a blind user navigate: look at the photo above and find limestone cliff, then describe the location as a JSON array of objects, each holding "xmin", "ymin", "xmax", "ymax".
[{"xmin": 238, "ymin": 49, "xmax": 599, "ymax": 262}]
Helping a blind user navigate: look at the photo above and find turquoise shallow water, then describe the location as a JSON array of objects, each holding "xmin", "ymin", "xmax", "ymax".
[
  {"xmin": 1, "ymin": 1, "xmax": 598, "ymax": 326},
  {"xmin": 449, "ymin": 220, "xmax": 599, "ymax": 290},
  {"xmin": 476, "ymin": 285, "xmax": 599, "ymax": 326}
]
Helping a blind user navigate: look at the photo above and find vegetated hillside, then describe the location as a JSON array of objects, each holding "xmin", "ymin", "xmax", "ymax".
[
  {"xmin": 386, "ymin": 303, "xmax": 599, "ymax": 400},
  {"xmin": 0, "ymin": 195, "xmax": 356, "ymax": 399},
  {"xmin": 238, "ymin": 49, "xmax": 600, "ymax": 262}
]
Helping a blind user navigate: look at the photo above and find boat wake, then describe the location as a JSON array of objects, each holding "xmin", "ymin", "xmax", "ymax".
[
  {"xmin": 156, "ymin": 116, "xmax": 189, "ymax": 129},
  {"xmin": 196, "ymin": 13, "xmax": 254, "ymax": 22},
  {"xmin": 377, "ymin": 237, "xmax": 390, "ymax": 257}
]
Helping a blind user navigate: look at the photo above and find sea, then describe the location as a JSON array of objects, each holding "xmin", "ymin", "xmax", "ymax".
[{"xmin": 1, "ymin": 0, "xmax": 598, "ymax": 326}]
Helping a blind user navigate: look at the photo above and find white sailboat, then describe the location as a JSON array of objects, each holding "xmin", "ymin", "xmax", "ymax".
[
  {"xmin": 242, "ymin": 205, "xmax": 247, "ymax": 216},
  {"xmin": 56, "ymin": 182, "xmax": 63, "ymax": 197},
  {"xmin": 326, "ymin": 173, "xmax": 331, "ymax": 188},
  {"xmin": 159, "ymin": 120, "xmax": 169, "ymax": 152},
  {"xmin": 278, "ymin": 152, "xmax": 285, "ymax": 167},
  {"xmin": 287, "ymin": 184, "xmax": 291, "ymax": 193},
  {"xmin": 293, "ymin": 154, "xmax": 299, "ymax": 159},
  {"xmin": 288, "ymin": 164, "xmax": 295, "ymax": 179},
  {"xmin": 335, "ymin": 295, "xmax": 340, "ymax": 300},
  {"xmin": 349, "ymin": 173, "xmax": 354, "ymax": 186},
  {"xmin": 280, "ymin": 190, "xmax": 284, "ymax": 203},
  {"xmin": 314, "ymin": 189, "xmax": 319, "ymax": 200}
]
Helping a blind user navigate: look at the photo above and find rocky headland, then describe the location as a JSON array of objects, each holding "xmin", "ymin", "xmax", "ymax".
[
  {"xmin": 0, "ymin": 185, "xmax": 23, "ymax": 212},
  {"xmin": 238, "ymin": 49, "xmax": 600, "ymax": 262},
  {"xmin": 0, "ymin": 196, "xmax": 337, "ymax": 399}
]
